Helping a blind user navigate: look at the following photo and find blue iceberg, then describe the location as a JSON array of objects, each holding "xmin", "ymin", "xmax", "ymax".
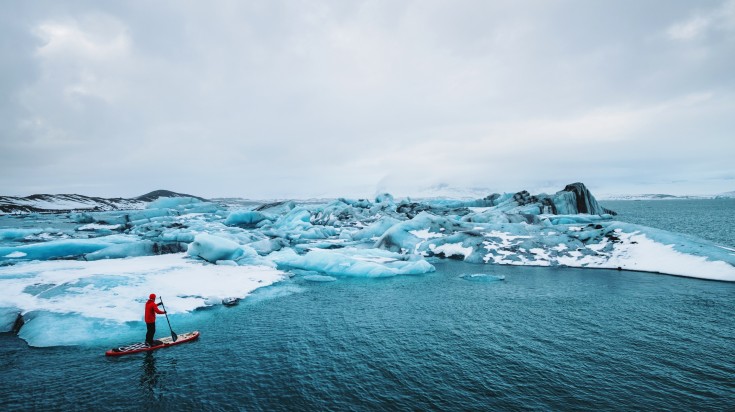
[{"xmin": 2, "ymin": 182, "xmax": 735, "ymax": 348}]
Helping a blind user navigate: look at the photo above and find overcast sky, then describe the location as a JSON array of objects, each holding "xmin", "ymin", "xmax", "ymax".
[{"xmin": 1, "ymin": 1, "xmax": 734, "ymax": 199}]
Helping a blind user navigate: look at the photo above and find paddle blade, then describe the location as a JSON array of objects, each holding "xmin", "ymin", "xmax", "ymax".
[{"xmin": 171, "ymin": 331, "xmax": 178, "ymax": 342}]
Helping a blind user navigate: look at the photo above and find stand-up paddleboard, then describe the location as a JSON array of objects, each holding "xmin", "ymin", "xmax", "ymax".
[{"xmin": 105, "ymin": 331, "xmax": 200, "ymax": 356}]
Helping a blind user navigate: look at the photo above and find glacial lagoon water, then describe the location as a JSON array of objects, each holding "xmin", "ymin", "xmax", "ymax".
[
  {"xmin": 1, "ymin": 200, "xmax": 734, "ymax": 410},
  {"xmin": 602, "ymin": 199, "xmax": 735, "ymax": 248}
]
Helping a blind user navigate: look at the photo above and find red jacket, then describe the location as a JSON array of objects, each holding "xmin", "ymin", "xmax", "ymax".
[{"xmin": 145, "ymin": 299, "xmax": 165, "ymax": 323}]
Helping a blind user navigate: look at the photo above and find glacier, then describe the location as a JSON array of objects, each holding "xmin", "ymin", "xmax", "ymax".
[{"xmin": 1, "ymin": 182, "xmax": 734, "ymax": 347}]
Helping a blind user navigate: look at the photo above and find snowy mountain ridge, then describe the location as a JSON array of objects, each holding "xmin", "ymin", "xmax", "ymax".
[
  {"xmin": 598, "ymin": 194, "xmax": 712, "ymax": 201},
  {"xmin": 598, "ymin": 192, "xmax": 735, "ymax": 200},
  {"xmin": 0, "ymin": 190, "xmax": 205, "ymax": 214}
]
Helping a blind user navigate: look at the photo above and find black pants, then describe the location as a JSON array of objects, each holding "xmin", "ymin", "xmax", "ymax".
[{"xmin": 146, "ymin": 322, "xmax": 155, "ymax": 344}]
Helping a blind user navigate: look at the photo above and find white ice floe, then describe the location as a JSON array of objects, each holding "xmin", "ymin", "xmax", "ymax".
[{"xmin": 0, "ymin": 253, "xmax": 286, "ymax": 345}]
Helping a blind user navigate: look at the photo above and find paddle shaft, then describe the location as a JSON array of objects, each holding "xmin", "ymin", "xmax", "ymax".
[{"xmin": 158, "ymin": 297, "xmax": 178, "ymax": 342}]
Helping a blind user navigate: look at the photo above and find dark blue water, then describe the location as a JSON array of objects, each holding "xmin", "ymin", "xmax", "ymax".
[
  {"xmin": 2, "ymin": 263, "xmax": 734, "ymax": 410},
  {"xmin": 2, "ymin": 200, "xmax": 735, "ymax": 410},
  {"xmin": 601, "ymin": 199, "xmax": 735, "ymax": 248}
]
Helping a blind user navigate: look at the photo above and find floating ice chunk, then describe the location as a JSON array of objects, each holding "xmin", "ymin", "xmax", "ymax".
[
  {"xmin": 17, "ymin": 312, "xmax": 124, "ymax": 347},
  {"xmin": 310, "ymin": 200, "xmax": 365, "ymax": 226},
  {"xmin": 225, "ymin": 210, "xmax": 271, "ymax": 227},
  {"xmin": 376, "ymin": 212, "xmax": 462, "ymax": 253},
  {"xmin": 459, "ymin": 273, "xmax": 505, "ymax": 282},
  {"xmin": 234, "ymin": 244, "xmax": 274, "ymax": 267},
  {"xmin": 248, "ymin": 238, "xmax": 289, "ymax": 255},
  {"xmin": 187, "ymin": 233, "xmax": 244, "ymax": 263},
  {"xmin": 337, "ymin": 198, "xmax": 372, "ymax": 208},
  {"xmin": 303, "ymin": 274, "xmax": 338, "ymax": 282},
  {"xmin": 186, "ymin": 233, "xmax": 272, "ymax": 266},
  {"xmin": 283, "ymin": 226, "xmax": 337, "ymax": 241},
  {"xmin": 344, "ymin": 217, "xmax": 401, "ymax": 241},
  {"xmin": 147, "ymin": 197, "xmax": 202, "ymax": 209},
  {"xmin": 275, "ymin": 207, "xmax": 312, "ymax": 230},
  {"xmin": 375, "ymin": 193, "xmax": 395, "ymax": 204},
  {"xmin": 180, "ymin": 203, "xmax": 222, "ymax": 214},
  {"xmin": 271, "ymin": 248, "xmax": 434, "ymax": 277},
  {"xmin": 0, "ymin": 308, "xmax": 21, "ymax": 332},
  {"xmin": 70, "ymin": 212, "xmax": 95, "ymax": 223},
  {"xmin": 222, "ymin": 297, "xmax": 240, "ymax": 306},
  {"xmin": 461, "ymin": 211, "xmax": 511, "ymax": 224},
  {"xmin": 0, "ymin": 228, "xmax": 45, "ymax": 241},
  {"xmin": 85, "ymin": 241, "xmax": 156, "ymax": 261},
  {"xmin": 128, "ymin": 208, "xmax": 173, "ymax": 222},
  {"xmin": 0, "ymin": 239, "xmax": 116, "ymax": 261},
  {"xmin": 159, "ymin": 230, "xmax": 196, "ymax": 243}
]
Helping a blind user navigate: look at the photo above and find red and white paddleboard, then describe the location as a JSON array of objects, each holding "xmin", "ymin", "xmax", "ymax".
[{"xmin": 105, "ymin": 331, "xmax": 200, "ymax": 356}]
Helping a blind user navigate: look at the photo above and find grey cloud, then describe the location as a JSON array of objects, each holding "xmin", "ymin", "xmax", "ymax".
[{"xmin": 1, "ymin": 0, "xmax": 733, "ymax": 198}]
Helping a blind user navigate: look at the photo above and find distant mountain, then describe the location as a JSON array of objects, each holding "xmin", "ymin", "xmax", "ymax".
[
  {"xmin": 136, "ymin": 190, "xmax": 207, "ymax": 202},
  {"xmin": 598, "ymin": 193, "xmax": 712, "ymax": 201},
  {"xmin": 0, "ymin": 190, "xmax": 207, "ymax": 214}
]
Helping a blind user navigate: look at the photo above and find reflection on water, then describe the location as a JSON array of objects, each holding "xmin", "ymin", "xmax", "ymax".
[{"xmin": 140, "ymin": 352, "xmax": 158, "ymax": 395}]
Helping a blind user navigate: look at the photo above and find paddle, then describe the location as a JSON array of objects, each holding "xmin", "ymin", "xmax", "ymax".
[{"xmin": 159, "ymin": 296, "xmax": 178, "ymax": 342}]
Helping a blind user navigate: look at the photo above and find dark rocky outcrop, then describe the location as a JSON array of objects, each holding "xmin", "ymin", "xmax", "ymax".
[
  {"xmin": 560, "ymin": 183, "xmax": 617, "ymax": 216},
  {"xmin": 12, "ymin": 313, "xmax": 24, "ymax": 334}
]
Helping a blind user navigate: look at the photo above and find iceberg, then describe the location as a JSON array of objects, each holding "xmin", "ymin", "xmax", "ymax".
[
  {"xmin": 0, "ymin": 238, "xmax": 116, "ymax": 261},
  {"xmin": 187, "ymin": 233, "xmax": 246, "ymax": 263},
  {"xmin": 146, "ymin": 196, "xmax": 202, "ymax": 210},
  {"xmin": 1, "ymin": 182, "xmax": 731, "ymax": 281},
  {"xmin": 2, "ymin": 182, "xmax": 734, "ymax": 347},
  {"xmin": 0, "ymin": 228, "xmax": 45, "ymax": 241},
  {"xmin": 225, "ymin": 210, "xmax": 272, "ymax": 227},
  {"xmin": 187, "ymin": 233, "xmax": 272, "ymax": 266},
  {"xmin": 271, "ymin": 248, "xmax": 435, "ymax": 278}
]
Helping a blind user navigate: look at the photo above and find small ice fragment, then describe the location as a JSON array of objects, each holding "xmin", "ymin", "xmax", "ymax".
[
  {"xmin": 459, "ymin": 273, "xmax": 505, "ymax": 282},
  {"xmin": 303, "ymin": 274, "xmax": 338, "ymax": 282},
  {"xmin": 222, "ymin": 297, "xmax": 240, "ymax": 306}
]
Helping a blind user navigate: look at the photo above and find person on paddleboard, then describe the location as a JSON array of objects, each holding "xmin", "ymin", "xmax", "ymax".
[{"xmin": 145, "ymin": 293, "xmax": 166, "ymax": 346}]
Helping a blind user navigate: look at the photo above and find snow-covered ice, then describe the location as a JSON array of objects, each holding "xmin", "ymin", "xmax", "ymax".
[{"xmin": 0, "ymin": 254, "xmax": 285, "ymax": 346}]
